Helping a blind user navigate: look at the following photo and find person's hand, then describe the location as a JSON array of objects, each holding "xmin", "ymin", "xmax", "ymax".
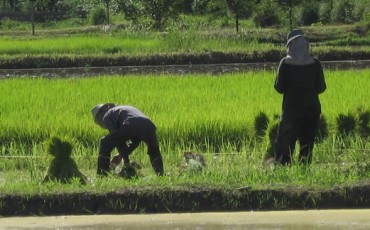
[{"xmin": 110, "ymin": 153, "xmax": 123, "ymax": 166}]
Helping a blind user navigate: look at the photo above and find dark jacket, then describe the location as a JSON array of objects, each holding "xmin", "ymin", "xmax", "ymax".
[
  {"xmin": 274, "ymin": 58, "xmax": 326, "ymax": 120},
  {"xmin": 102, "ymin": 105, "xmax": 154, "ymax": 133}
]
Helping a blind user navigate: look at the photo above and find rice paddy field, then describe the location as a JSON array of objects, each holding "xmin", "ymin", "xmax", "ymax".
[
  {"xmin": 0, "ymin": 69, "xmax": 370, "ymax": 196},
  {"xmin": 1, "ymin": 23, "xmax": 370, "ymax": 69},
  {"xmin": 0, "ymin": 32, "xmax": 276, "ymax": 55}
]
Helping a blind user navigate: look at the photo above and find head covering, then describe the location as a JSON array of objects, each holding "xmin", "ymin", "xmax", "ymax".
[
  {"xmin": 285, "ymin": 29, "xmax": 314, "ymax": 65},
  {"xmin": 287, "ymin": 29, "xmax": 304, "ymax": 46},
  {"xmin": 91, "ymin": 103, "xmax": 116, "ymax": 123}
]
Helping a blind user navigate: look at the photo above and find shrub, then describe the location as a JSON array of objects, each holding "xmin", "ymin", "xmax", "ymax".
[
  {"xmin": 363, "ymin": 4, "xmax": 370, "ymax": 22},
  {"xmin": 0, "ymin": 18, "xmax": 28, "ymax": 31},
  {"xmin": 192, "ymin": 0, "xmax": 210, "ymax": 15},
  {"xmin": 318, "ymin": 1, "xmax": 333, "ymax": 24},
  {"xmin": 331, "ymin": 0, "xmax": 355, "ymax": 24},
  {"xmin": 90, "ymin": 7, "xmax": 107, "ymax": 25},
  {"xmin": 353, "ymin": 0, "xmax": 370, "ymax": 22},
  {"xmin": 298, "ymin": 2, "xmax": 320, "ymax": 26},
  {"xmin": 253, "ymin": 0, "xmax": 281, "ymax": 27}
]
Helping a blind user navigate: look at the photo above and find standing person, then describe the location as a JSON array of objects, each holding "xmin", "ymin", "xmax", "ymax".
[
  {"xmin": 91, "ymin": 103, "xmax": 164, "ymax": 176},
  {"xmin": 274, "ymin": 29, "xmax": 326, "ymax": 165}
]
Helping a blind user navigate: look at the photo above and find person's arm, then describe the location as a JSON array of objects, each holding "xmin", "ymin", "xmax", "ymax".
[
  {"xmin": 113, "ymin": 140, "xmax": 140, "ymax": 165},
  {"xmin": 274, "ymin": 59, "xmax": 286, "ymax": 94},
  {"xmin": 127, "ymin": 139, "xmax": 140, "ymax": 153},
  {"xmin": 103, "ymin": 114, "xmax": 118, "ymax": 132},
  {"xmin": 315, "ymin": 59, "xmax": 327, "ymax": 94},
  {"xmin": 115, "ymin": 143, "xmax": 130, "ymax": 164}
]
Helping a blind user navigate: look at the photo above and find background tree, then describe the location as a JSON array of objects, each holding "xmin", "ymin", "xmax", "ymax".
[
  {"xmin": 103, "ymin": 0, "xmax": 110, "ymax": 24},
  {"xmin": 178, "ymin": 0, "xmax": 193, "ymax": 14},
  {"xmin": 276, "ymin": 0, "xmax": 301, "ymax": 29},
  {"xmin": 225, "ymin": 0, "xmax": 254, "ymax": 32},
  {"xmin": 191, "ymin": 0, "xmax": 210, "ymax": 15},
  {"xmin": 30, "ymin": 0, "xmax": 35, "ymax": 35},
  {"xmin": 119, "ymin": 0, "xmax": 181, "ymax": 30},
  {"xmin": 253, "ymin": 0, "xmax": 282, "ymax": 27},
  {"xmin": 47, "ymin": 0, "xmax": 58, "ymax": 11},
  {"xmin": 4, "ymin": 0, "xmax": 21, "ymax": 11},
  {"xmin": 143, "ymin": 0, "xmax": 180, "ymax": 30},
  {"xmin": 331, "ymin": 0, "xmax": 355, "ymax": 24},
  {"xmin": 318, "ymin": 0, "xmax": 334, "ymax": 24},
  {"xmin": 207, "ymin": 0, "xmax": 229, "ymax": 26},
  {"xmin": 118, "ymin": 0, "xmax": 143, "ymax": 25},
  {"xmin": 298, "ymin": 0, "xmax": 319, "ymax": 26}
]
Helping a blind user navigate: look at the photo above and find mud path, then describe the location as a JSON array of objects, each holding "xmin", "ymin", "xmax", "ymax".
[{"xmin": 0, "ymin": 60, "xmax": 369, "ymax": 78}]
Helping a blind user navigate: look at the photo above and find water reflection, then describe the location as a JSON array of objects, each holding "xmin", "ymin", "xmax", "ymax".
[
  {"xmin": 58, "ymin": 223, "xmax": 368, "ymax": 230},
  {"xmin": 2, "ymin": 210, "xmax": 370, "ymax": 230}
]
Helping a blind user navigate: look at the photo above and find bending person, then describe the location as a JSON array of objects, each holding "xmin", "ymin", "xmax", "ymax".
[{"xmin": 91, "ymin": 103, "xmax": 164, "ymax": 176}]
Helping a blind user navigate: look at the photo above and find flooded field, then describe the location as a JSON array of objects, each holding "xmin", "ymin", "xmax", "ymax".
[{"xmin": 1, "ymin": 210, "xmax": 370, "ymax": 230}]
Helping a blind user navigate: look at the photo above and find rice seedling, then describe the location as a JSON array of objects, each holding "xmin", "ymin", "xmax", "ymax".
[
  {"xmin": 0, "ymin": 69, "xmax": 369, "ymax": 195},
  {"xmin": 43, "ymin": 136, "xmax": 87, "ymax": 184},
  {"xmin": 0, "ymin": 32, "xmax": 274, "ymax": 56}
]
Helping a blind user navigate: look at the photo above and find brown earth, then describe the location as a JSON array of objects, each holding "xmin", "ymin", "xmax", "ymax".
[
  {"xmin": 0, "ymin": 60, "xmax": 369, "ymax": 78},
  {"xmin": 1, "ymin": 180, "xmax": 370, "ymax": 217}
]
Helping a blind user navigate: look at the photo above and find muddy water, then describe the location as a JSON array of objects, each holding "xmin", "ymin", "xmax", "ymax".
[{"xmin": 1, "ymin": 210, "xmax": 370, "ymax": 229}]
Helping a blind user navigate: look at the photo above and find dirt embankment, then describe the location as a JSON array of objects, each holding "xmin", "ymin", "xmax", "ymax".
[
  {"xmin": 1, "ymin": 180, "xmax": 370, "ymax": 217},
  {"xmin": 0, "ymin": 60, "xmax": 369, "ymax": 78},
  {"xmin": 1, "ymin": 50, "xmax": 370, "ymax": 70}
]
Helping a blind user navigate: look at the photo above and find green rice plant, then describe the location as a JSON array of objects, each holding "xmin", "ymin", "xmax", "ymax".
[
  {"xmin": 43, "ymin": 136, "xmax": 87, "ymax": 184},
  {"xmin": 0, "ymin": 139, "xmax": 369, "ymax": 196},
  {"xmin": 0, "ymin": 18, "xmax": 30, "ymax": 31},
  {"xmin": 1, "ymin": 28, "xmax": 370, "ymax": 68},
  {"xmin": 263, "ymin": 119, "xmax": 280, "ymax": 162},
  {"xmin": 0, "ymin": 69, "xmax": 369, "ymax": 150},
  {"xmin": 0, "ymin": 69, "xmax": 370, "ymax": 195},
  {"xmin": 0, "ymin": 32, "xmax": 274, "ymax": 56},
  {"xmin": 0, "ymin": 35, "xmax": 162, "ymax": 55}
]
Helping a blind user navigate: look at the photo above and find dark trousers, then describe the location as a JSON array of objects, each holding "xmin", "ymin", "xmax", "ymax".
[
  {"xmin": 97, "ymin": 120, "xmax": 163, "ymax": 176},
  {"xmin": 274, "ymin": 113, "xmax": 320, "ymax": 165}
]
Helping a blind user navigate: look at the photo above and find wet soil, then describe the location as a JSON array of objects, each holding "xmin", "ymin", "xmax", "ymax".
[
  {"xmin": 1, "ymin": 180, "xmax": 370, "ymax": 217},
  {"xmin": 0, "ymin": 60, "xmax": 369, "ymax": 78}
]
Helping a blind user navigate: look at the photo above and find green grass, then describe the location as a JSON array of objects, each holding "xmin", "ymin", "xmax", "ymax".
[{"xmin": 0, "ymin": 70, "xmax": 370, "ymax": 195}]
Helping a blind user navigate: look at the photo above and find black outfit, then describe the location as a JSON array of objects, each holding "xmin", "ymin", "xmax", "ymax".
[
  {"xmin": 274, "ymin": 58, "xmax": 326, "ymax": 165},
  {"xmin": 97, "ymin": 105, "xmax": 163, "ymax": 176}
]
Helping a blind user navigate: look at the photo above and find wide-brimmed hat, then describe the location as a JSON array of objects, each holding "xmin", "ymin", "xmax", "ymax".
[
  {"xmin": 287, "ymin": 29, "xmax": 304, "ymax": 45},
  {"xmin": 91, "ymin": 103, "xmax": 115, "ymax": 123}
]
